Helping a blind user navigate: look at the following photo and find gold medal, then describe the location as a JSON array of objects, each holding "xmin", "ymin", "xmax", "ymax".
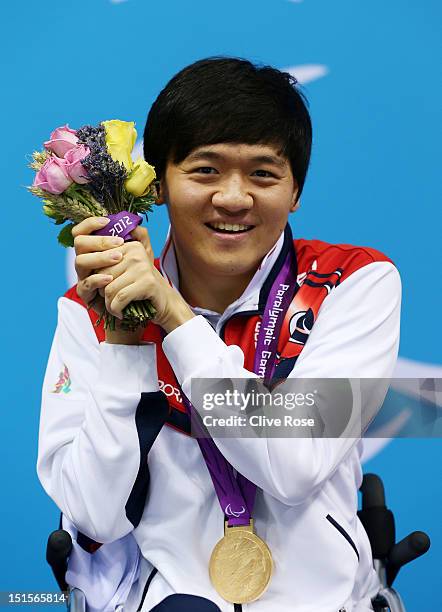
[{"xmin": 209, "ymin": 519, "xmax": 273, "ymax": 604}]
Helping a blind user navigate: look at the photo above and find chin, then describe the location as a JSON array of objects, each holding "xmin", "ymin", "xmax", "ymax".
[{"xmin": 214, "ymin": 262, "xmax": 257, "ymax": 278}]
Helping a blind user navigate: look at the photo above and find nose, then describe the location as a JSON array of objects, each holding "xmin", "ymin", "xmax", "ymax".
[{"xmin": 211, "ymin": 175, "xmax": 253, "ymax": 214}]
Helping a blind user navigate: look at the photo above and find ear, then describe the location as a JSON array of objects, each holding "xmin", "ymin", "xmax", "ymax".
[
  {"xmin": 289, "ymin": 183, "xmax": 300, "ymax": 213},
  {"xmin": 155, "ymin": 178, "xmax": 167, "ymax": 206},
  {"xmin": 290, "ymin": 198, "xmax": 301, "ymax": 213}
]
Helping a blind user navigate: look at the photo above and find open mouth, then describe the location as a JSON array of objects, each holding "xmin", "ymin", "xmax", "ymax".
[{"xmin": 205, "ymin": 222, "xmax": 254, "ymax": 234}]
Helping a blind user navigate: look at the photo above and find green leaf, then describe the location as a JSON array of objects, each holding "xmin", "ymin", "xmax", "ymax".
[{"xmin": 57, "ymin": 223, "xmax": 75, "ymax": 248}]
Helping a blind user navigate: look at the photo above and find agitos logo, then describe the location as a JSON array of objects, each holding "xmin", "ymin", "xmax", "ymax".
[{"xmin": 288, "ymin": 309, "xmax": 315, "ymax": 345}]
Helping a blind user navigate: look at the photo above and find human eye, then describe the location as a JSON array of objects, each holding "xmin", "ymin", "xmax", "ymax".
[
  {"xmin": 194, "ymin": 166, "xmax": 218, "ymax": 174},
  {"xmin": 252, "ymin": 169, "xmax": 277, "ymax": 178}
]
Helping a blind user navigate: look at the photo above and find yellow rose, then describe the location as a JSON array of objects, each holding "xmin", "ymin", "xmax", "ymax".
[
  {"xmin": 102, "ymin": 120, "xmax": 137, "ymax": 170},
  {"xmin": 125, "ymin": 158, "xmax": 156, "ymax": 197}
]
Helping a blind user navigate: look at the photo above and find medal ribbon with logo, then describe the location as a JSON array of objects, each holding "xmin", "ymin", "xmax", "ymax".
[{"xmin": 180, "ymin": 245, "xmax": 297, "ymax": 604}]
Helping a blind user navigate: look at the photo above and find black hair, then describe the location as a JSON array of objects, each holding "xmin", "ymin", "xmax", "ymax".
[{"xmin": 143, "ymin": 57, "xmax": 312, "ymax": 200}]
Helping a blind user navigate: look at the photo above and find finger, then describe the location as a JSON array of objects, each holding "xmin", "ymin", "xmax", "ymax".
[
  {"xmin": 74, "ymin": 234, "xmax": 124, "ymax": 256},
  {"xmin": 129, "ymin": 226, "xmax": 154, "ymax": 262},
  {"xmin": 75, "ymin": 248, "xmax": 124, "ymax": 281},
  {"xmin": 77, "ymin": 273, "xmax": 114, "ymax": 304},
  {"xmin": 107, "ymin": 276, "xmax": 156, "ymax": 319},
  {"xmin": 129, "ymin": 225, "xmax": 147, "ymax": 244},
  {"xmin": 108, "ymin": 280, "xmax": 139, "ymax": 319},
  {"xmin": 71, "ymin": 216, "xmax": 110, "ymax": 239},
  {"xmin": 103, "ymin": 271, "xmax": 135, "ymax": 316}
]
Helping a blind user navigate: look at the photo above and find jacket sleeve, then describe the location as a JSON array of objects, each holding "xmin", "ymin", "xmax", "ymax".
[
  {"xmin": 37, "ymin": 297, "xmax": 169, "ymax": 543},
  {"xmin": 162, "ymin": 261, "xmax": 401, "ymax": 506}
]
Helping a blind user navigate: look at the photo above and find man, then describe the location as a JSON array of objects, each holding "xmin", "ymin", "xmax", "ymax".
[{"xmin": 37, "ymin": 58, "xmax": 401, "ymax": 611}]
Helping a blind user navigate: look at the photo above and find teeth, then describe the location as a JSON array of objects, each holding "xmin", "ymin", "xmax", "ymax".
[{"xmin": 211, "ymin": 222, "xmax": 251, "ymax": 232}]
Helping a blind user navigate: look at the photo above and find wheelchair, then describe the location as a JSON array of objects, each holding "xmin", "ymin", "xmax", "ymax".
[{"xmin": 46, "ymin": 474, "xmax": 430, "ymax": 612}]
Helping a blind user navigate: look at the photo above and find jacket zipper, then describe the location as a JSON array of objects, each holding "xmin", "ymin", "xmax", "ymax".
[{"xmin": 326, "ymin": 514, "xmax": 359, "ymax": 560}]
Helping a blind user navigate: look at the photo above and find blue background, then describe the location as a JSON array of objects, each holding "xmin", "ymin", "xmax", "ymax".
[{"xmin": 1, "ymin": 0, "xmax": 440, "ymax": 609}]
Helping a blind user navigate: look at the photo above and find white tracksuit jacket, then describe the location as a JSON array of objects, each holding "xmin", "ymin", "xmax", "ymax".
[{"xmin": 37, "ymin": 227, "xmax": 401, "ymax": 612}]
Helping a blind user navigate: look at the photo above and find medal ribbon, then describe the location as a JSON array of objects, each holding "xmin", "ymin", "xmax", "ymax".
[{"xmin": 180, "ymin": 242, "xmax": 297, "ymax": 526}]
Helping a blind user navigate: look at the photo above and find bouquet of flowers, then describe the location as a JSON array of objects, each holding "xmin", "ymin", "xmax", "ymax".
[{"xmin": 28, "ymin": 120, "xmax": 157, "ymax": 331}]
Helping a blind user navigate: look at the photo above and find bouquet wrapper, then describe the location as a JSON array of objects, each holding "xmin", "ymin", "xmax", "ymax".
[{"xmin": 93, "ymin": 211, "xmax": 142, "ymax": 242}]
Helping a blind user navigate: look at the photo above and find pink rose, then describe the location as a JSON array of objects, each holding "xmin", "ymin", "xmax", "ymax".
[
  {"xmin": 44, "ymin": 124, "xmax": 78, "ymax": 158},
  {"xmin": 65, "ymin": 144, "xmax": 90, "ymax": 184},
  {"xmin": 33, "ymin": 156, "xmax": 73, "ymax": 194}
]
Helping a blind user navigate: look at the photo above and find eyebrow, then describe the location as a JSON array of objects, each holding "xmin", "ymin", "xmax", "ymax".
[{"xmin": 185, "ymin": 150, "xmax": 287, "ymax": 168}]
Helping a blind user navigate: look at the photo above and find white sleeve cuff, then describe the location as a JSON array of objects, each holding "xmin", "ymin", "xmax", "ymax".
[{"xmin": 98, "ymin": 343, "xmax": 159, "ymax": 394}]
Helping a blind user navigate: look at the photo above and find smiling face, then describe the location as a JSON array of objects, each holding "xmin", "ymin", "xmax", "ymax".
[{"xmin": 160, "ymin": 142, "xmax": 298, "ymax": 302}]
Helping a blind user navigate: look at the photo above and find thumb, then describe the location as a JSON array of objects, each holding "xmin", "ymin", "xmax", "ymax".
[
  {"xmin": 130, "ymin": 225, "xmax": 147, "ymax": 245},
  {"xmin": 129, "ymin": 225, "xmax": 154, "ymax": 262}
]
